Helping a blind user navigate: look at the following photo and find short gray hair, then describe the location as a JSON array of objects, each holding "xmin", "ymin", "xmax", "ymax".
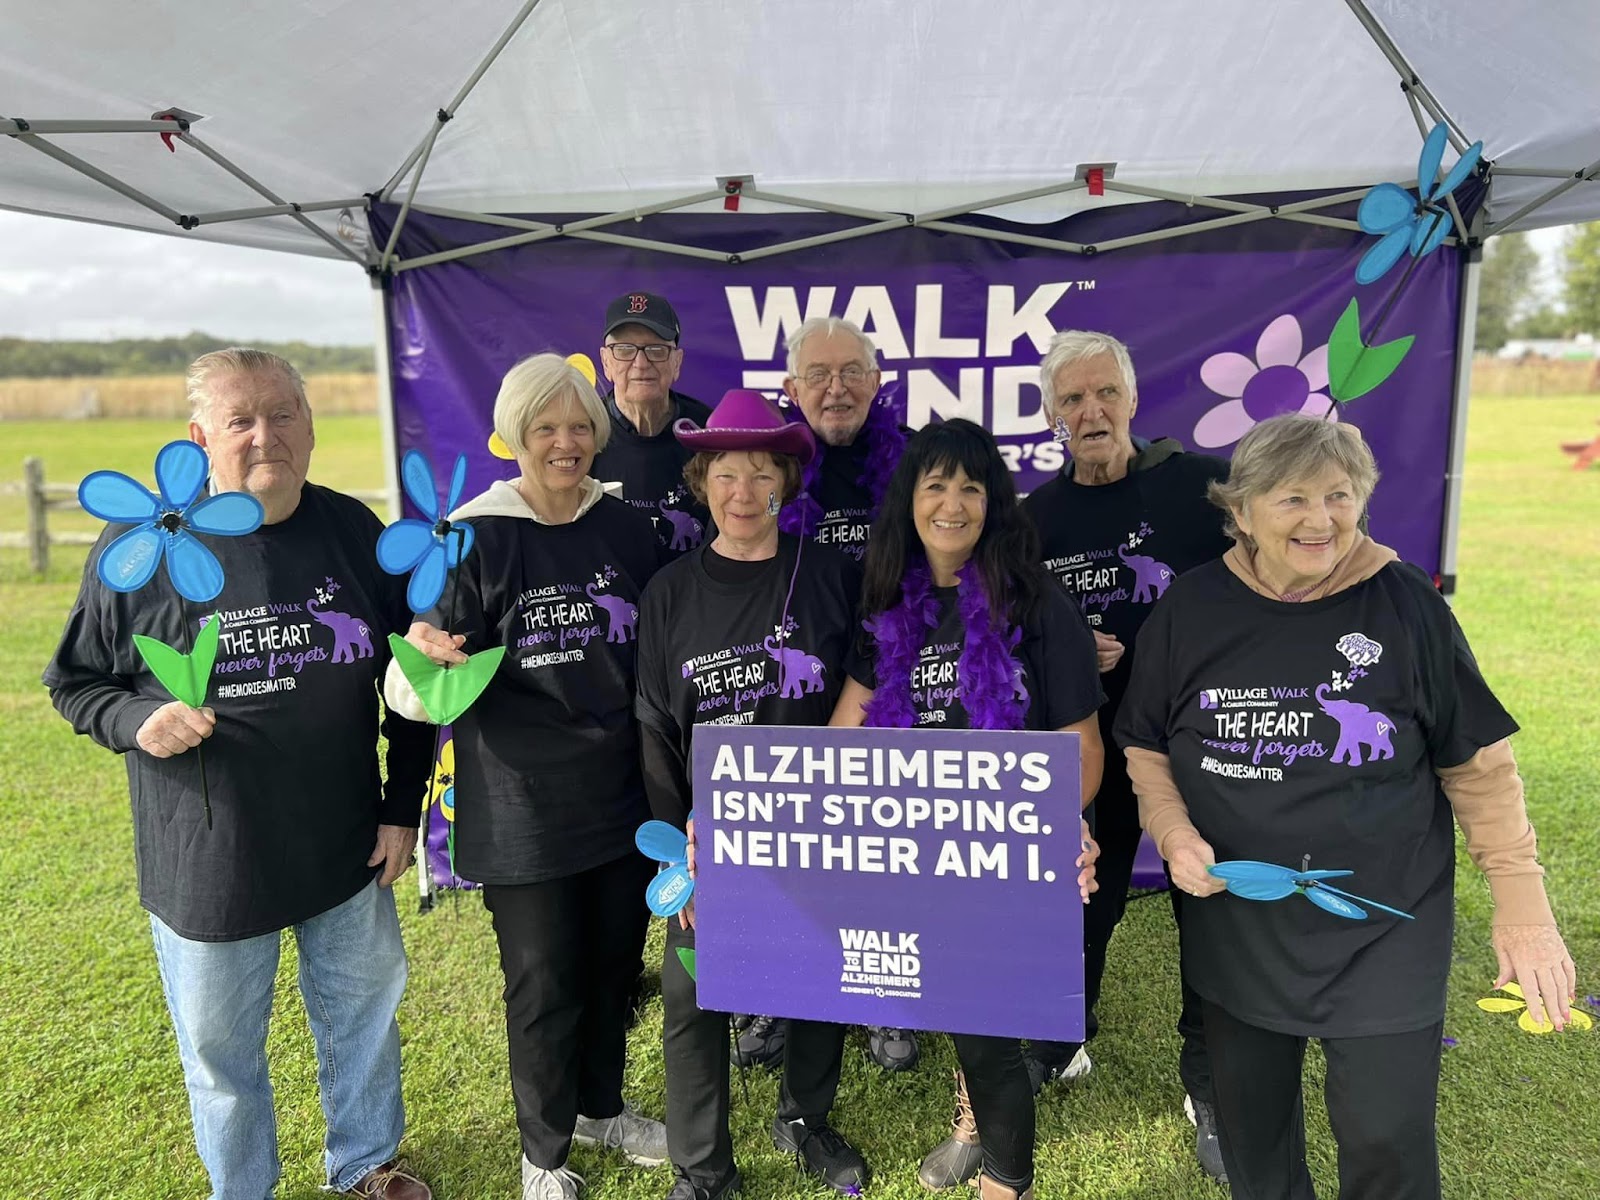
[
  {"xmin": 493, "ymin": 353, "xmax": 611, "ymax": 455},
  {"xmin": 1207, "ymin": 414, "xmax": 1380, "ymax": 542},
  {"xmin": 186, "ymin": 348, "xmax": 307, "ymax": 425},
  {"xmin": 784, "ymin": 317, "xmax": 880, "ymax": 377},
  {"xmin": 1039, "ymin": 330, "xmax": 1137, "ymax": 409}
]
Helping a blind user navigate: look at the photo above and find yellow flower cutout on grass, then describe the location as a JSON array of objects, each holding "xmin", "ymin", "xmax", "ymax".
[
  {"xmin": 489, "ymin": 353, "xmax": 599, "ymax": 458},
  {"xmin": 1476, "ymin": 981, "xmax": 1594, "ymax": 1034},
  {"xmin": 429, "ymin": 738, "xmax": 456, "ymax": 822}
]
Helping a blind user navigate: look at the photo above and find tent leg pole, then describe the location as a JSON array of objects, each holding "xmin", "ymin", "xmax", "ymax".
[
  {"xmin": 1438, "ymin": 241, "xmax": 1482, "ymax": 600},
  {"xmin": 371, "ymin": 276, "xmax": 402, "ymax": 522}
]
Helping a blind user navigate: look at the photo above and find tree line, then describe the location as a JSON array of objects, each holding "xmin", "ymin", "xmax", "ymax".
[
  {"xmin": 0, "ymin": 334, "xmax": 373, "ymax": 378},
  {"xmin": 1476, "ymin": 222, "xmax": 1600, "ymax": 352}
]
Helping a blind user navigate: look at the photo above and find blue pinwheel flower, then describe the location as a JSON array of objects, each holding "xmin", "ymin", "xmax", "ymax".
[
  {"xmin": 636, "ymin": 819, "xmax": 695, "ymax": 917},
  {"xmin": 377, "ymin": 450, "xmax": 475, "ymax": 614},
  {"xmin": 79, "ymin": 440, "xmax": 265, "ymax": 603},
  {"xmin": 1355, "ymin": 122, "xmax": 1483, "ymax": 286},
  {"xmin": 1208, "ymin": 860, "xmax": 1414, "ymax": 921}
]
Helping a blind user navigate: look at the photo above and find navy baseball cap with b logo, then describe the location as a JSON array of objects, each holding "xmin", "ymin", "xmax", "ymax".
[{"xmin": 603, "ymin": 292, "xmax": 681, "ymax": 343}]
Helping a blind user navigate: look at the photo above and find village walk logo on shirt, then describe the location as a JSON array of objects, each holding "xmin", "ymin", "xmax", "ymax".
[
  {"xmin": 909, "ymin": 639, "xmax": 1030, "ymax": 726},
  {"xmin": 813, "ymin": 505, "xmax": 874, "ymax": 561},
  {"xmin": 839, "ymin": 926, "xmax": 923, "ymax": 998},
  {"xmin": 680, "ymin": 615, "xmax": 826, "ymax": 726},
  {"xmin": 209, "ymin": 576, "xmax": 373, "ymax": 698},
  {"xmin": 516, "ymin": 564, "xmax": 637, "ymax": 668},
  {"xmin": 1043, "ymin": 521, "xmax": 1174, "ymax": 627},
  {"xmin": 1195, "ymin": 632, "xmax": 1391, "ymax": 782}
]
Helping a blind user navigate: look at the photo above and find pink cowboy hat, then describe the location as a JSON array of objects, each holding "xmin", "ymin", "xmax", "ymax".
[{"xmin": 673, "ymin": 389, "xmax": 817, "ymax": 466}]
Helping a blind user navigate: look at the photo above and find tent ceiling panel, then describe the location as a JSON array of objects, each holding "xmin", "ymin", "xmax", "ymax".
[{"xmin": 2, "ymin": 0, "xmax": 1595, "ymax": 259}]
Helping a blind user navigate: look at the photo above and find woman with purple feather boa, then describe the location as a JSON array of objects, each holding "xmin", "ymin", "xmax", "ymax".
[{"xmin": 830, "ymin": 419, "xmax": 1106, "ymax": 1200}]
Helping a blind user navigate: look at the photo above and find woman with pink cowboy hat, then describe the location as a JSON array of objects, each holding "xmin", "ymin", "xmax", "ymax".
[{"xmin": 634, "ymin": 390, "xmax": 870, "ymax": 1200}]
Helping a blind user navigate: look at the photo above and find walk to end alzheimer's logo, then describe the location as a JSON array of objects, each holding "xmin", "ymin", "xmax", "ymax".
[
  {"xmin": 1193, "ymin": 631, "xmax": 1393, "ymax": 780},
  {"xmin": 839, "ymin": 927, "xmax": 923, "ymax": 999},
  {"xmin": 515, "ymin": 564, "xmax": 636, "ymax": 669}
]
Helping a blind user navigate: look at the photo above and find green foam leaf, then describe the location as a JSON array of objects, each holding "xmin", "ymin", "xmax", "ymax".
[
  {"xmin": 676, "ymin": 946, "xmax": 697, "ymax": 981},
  {"xmin": 133, "ymin": 612, "xmax": 222, "ymax": 708},
  {"xmin": 388, "ymin": 633, "xmax": 505, "ymax": 724},
  {"xmin": 1327, "ymin": 296, "xmax": 1415, "ymax": 403}
]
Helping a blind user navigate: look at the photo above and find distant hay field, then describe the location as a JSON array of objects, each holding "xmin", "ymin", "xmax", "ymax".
[{"xmin": 0, "ymin": 372, "xmax": 378, "ymax": 420}]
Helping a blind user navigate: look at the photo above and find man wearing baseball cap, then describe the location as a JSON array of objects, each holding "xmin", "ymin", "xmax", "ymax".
[{"xmin": 593, "ymin": 292, "xmax": 713, "ymax": 558}]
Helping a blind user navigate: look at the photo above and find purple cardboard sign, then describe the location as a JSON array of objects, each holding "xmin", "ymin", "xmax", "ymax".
[{"xmin": 692, "ymin": 724, "xmax": 1085, "ymax": 1041}]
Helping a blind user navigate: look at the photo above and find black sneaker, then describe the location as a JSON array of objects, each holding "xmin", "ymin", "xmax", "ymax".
[
  {"xmin": 734, "ymin": 1015, "xmax": 786, "ymax": 1070},
  {"xmin": 866, "ymin": 1026, "xmax": 920, "ymax": 1072},
  {"xmin": 665, "ymin": 1167, "xmax": 741, "ymax": 1200},
  {"xmin": 772, "ymin": 1116, "xmax": 870, "ymax": 1194},
  {"xmin": 1022, "ymin": 1045, "xmax": 1090, "ymax": 1095},
  {"xmin": 1186, "ymin": 1095, "xmax": 1229, "ymax": 1184}
]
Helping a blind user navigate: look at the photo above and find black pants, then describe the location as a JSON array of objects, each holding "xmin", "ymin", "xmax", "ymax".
[
  {"xmin": 482, "ymin": 851, "xmax": 654, "ymax": 1168},
  {"xmin": 951, "ymin": 1034, "xmax": 1034, "ymax": 1190},
  {"xmin": 1037, "ymin": 750, "xmax": 1211, "ymax": 1102},
  {"xmin": 1204, "ymin": 1000, "xmax": 1443, "ymax": 1200},
  {"xmin": 663, "ymin": 918, "xmax": 847, "ymax": 1183}
]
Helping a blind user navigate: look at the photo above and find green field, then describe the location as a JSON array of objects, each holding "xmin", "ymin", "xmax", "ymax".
[{"xmin": 2, "ymin": 401, "xmax": 1597, "ymax": 1198}]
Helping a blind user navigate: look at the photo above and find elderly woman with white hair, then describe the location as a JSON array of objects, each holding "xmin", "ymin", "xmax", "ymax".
[
  {"xmin": 1115, "ymin": 413, "xmax": 1577, "ymax": 1200},
  {"xmin": 387, "ymin": 353, "xmax": 668, "ymax": 1200}
]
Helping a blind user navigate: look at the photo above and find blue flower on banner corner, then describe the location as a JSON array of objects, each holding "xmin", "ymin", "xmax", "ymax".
[
  {"xmin": 79, "ymin": 441, "xmax": 265, "ymax": 603},
  {"xmin": 377, "ymin": 450, "xmax": 475, "ymax": 614},
  {"xmin": 1355, "ymin": 122, "xmax": 1483, "ymax": 286}
]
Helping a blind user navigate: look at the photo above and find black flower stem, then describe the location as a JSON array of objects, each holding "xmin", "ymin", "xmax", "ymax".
[
  {"xmin": 1326, "ymin": 208, "xmax": 1450, "ymax": 418},
  {"xmin": 182, "ymin": 605, "xmax": 214, "ymax": 830},
  {"xmin": 422, "ymin": 524, "xmax": 469, "ymax": 885}
]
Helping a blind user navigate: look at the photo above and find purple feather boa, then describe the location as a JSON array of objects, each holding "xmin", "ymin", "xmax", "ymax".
[
  {"xmin": 862, "ymin": 559, "xmax": 1027, "ymax": 731},
  {"xmin": 779, "ymin": 382, "xmax": 907, "ymax": 537}
]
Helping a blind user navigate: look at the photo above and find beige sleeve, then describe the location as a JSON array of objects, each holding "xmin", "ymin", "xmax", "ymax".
[
  {"xmin": 1125, "ymin": 746, "xmax": 1201, "ymax": 860},
  {"xmin": 382, "ymin": 655, "xmax": 431, "ymax": 724},
  {"xmin": 1438, "ymin": 738, "xmax": 1555, "ymax": 927}
]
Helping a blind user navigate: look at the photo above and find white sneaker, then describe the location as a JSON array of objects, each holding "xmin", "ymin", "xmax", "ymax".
[
  {"xmin": 573, "ymin": 1105, "xmax": 670, "ymax": 1166},
  {"xmin": 1059, "ymin": 1046, "xmax": 1093, "ymax": 1082},
  {"xmin": 522, "ymin": 1158, "xmax": 584, "ymax": 1200}
]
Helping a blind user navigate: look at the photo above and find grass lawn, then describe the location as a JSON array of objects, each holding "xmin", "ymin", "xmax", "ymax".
[{"xmin": 2, "ymin": 401, "xmax": 1597, "ymax": 1198}]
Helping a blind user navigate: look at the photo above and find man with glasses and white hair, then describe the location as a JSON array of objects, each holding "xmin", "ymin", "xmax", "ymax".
[{"xmin": 593, "ymin": 292, "xmax": 712, "ymax": 557}]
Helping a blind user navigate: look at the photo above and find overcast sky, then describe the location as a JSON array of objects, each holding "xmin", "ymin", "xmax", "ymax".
[{"xmin": 0, "ymin": 209, "xmax": 1569, "ymax": 349}]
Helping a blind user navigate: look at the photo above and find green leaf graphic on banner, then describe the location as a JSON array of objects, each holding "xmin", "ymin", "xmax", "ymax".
[
  {"xmin": 676, "ymin": 946, "xmax": 697, "ymax": 981},
  {"xmin": 389, "ymin": 633, "xmax": 505, "ymax": 724},
  {"xmin": 132, "ymin": 613, "xmax": 221, "ymax": 708},
  {"xmin": 1328, "ymin": 297, "xmax": 1415, "ymax": 403}
]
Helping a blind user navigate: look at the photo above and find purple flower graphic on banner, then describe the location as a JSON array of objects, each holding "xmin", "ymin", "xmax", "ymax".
[{"xmin": 1195, "ymin": 315, "xmax": 1333, "ymax": 448}]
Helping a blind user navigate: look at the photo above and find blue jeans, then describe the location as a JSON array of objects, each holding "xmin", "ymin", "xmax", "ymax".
[{"xmin": 150, "ymin": 878, "xmax": 408, "ymax": 1199}]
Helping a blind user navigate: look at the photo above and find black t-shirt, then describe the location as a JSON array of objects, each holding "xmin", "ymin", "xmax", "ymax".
[
  {"xmin": 636, "ymin": 535, "xmax": 862, "ymax": 824},
  {"xmin": 808, "ymin": 439, "xmax": 877, "ymax": 561},
  {"xmin": 42, "ymin": 483, "xmax": 433, "ymax": 942},
  {"xmin": 430, "ymin": 495, "xmax": 663, "ymax": 885},
  {"xmin": 1114, "ymin": 560, "xmax": 1517, "ymax": 1037},
  {"xmin": 590, "ymin": 389, "xmax": 712, "ymax": 557},
  {"xmin": 850, "ymin": 583, "xmax": 1104, "ymax": 733},
  {"xmin": 1023, "ymin": 447, "xmax": 1231, "ymax": 718}
]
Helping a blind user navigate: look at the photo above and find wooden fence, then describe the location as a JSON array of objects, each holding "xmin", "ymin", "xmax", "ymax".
[{"xmin": 0, "ymin": 457, "xmax": 387, "ymax": 574}]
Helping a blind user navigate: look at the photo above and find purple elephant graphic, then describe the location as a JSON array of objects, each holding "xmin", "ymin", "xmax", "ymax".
[
  {"xmin": 764, "ymin": 635, "xmax": 826, "ymax": 699},
  {"xmin": 1315, "ymin": 684, "xmax": 1396, "ymax": 766},
  {"xmin": 1118, "ymin": 544, "xmax": 1174, "ymax": 604},
  {"xmin": 658, "ymin": 502, "xmax": 704, "ymax": 552},
  {"xmin": 307, "ymin": 590, "xmax": 373, "ymax": 664},
  {"xmin": 586, "ymin": 581, "xmax": 638, "ymax": 644},
  {"xmin": 1010, "ymin": 664, "xmax": 1029, "ymax": 703}
]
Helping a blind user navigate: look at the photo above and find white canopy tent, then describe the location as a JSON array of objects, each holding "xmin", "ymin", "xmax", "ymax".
[{"xmin": 5, "ymin": 0, "xmax": 1598, "ymax": 569}]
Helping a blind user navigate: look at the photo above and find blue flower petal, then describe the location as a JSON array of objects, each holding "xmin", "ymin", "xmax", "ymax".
[
  {"xmin": 165, "ymin": 529, "xmax": 227, "ymax": 603},
  {"xmin": 378, "ymin": 518, "xmax": 437, "ymax": 575},
  {"xmin": 400, "ymin": 449, "xmax": 440, "ymax": 522},
  {"xmin": 78, "ymin": 471, "xmax": 160, "ymax": 524},
  {"xmin": 636, "ymin": 819, "xmax": 689, "ymax": 863},
  {"xmin": 1304, "ymin": 886, "xmax": 1367, "ymax": 920},
  {"xmin": 1416, "ymin": 122, "xmax": 1450, "ymax": 202},
  {"xmin": 97, "ymin": 522, "xmax": 164, "ymax": 593},
  {"xmin": 186, "ymin": 492, "xmax": 265, "ymax": 536},
  {"xmin": 1411, "ymin": 207, "xmax": 1453, "ymax": 258},
  {"xmin": 443, "ymin": 520, "xmax": 475, "ymax": 568},
  {"xmin": 406, "ymin": 541, "xmax": 451, "ymax": 614},
  {"xmin": 1357, "ymin": 182, "xmax": 1416, "ymax": 236},
  {"xmin": 646, "ymin": 864, "xmax": 695, "ymax": 917},
  {"xmin": 446, "ymin": 453, "xmax": 468, "ymax": 515},
  {"xmin": 154, "ymin": 441, "xmax": 208, "ymax": 510},
  {"xmin": 1355, "ymin": 225, "xmax": 1414, "ymax": 285}
]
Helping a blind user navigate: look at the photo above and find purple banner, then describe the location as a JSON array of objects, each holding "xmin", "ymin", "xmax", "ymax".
[
  {"xmin": 691, "ymin": 724, "xmax": 1085, "ymax": 1040},
  {"xmin": 375, "ymin": 197, "xmax": 1464, "ymax": 575}
]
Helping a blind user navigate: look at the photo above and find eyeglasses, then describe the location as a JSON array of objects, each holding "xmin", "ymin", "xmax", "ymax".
[
  {"xmin": 799, "ymin": 365, "xmax": 874, "ymax": 389},
  {"xmin": 605, "ymin": 342, "xmax": 676, "ymax": 362}
]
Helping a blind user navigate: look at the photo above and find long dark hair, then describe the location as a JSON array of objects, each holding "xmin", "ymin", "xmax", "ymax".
[{"xmin": 862, "ymin": 419, "xmax": 1043, "ymax": 624}]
